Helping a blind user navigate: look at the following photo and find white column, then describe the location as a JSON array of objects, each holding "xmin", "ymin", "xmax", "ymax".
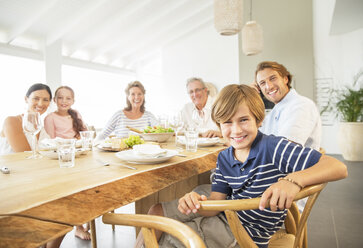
[{"xmin": 44, "ymin": 39, "xmax": 62, "ymax": 94}]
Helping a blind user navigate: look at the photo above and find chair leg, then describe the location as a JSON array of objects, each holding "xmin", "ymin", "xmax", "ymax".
[
  {"xmin": 303, "ymin": 223, "xmax": 308, "ymax": 248},
  {"xmin": 90, "ymin": 219, "xmax": 97, "ymax": 248},
  {"xmin": 111, "ymin": 210, "xmax": 115, "ymax": 231}
]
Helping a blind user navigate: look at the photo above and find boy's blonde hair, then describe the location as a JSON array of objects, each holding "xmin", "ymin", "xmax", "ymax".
[{"xmin": 212, "ymin": 84, "xmax": 265, "ymax": 127}]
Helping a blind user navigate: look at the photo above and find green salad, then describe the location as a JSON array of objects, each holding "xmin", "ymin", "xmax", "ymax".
[{"xmin": 143, "ymin": 126, "xmax": 174, "ymax": 133}]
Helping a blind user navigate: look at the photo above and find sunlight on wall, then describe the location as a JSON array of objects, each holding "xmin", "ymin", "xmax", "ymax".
[{"xmin": 0, "ymin": 54, "xmax": 45, "ymax": 125}]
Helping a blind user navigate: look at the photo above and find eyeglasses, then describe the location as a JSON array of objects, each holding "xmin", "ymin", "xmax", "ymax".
[{"xmin": 188, "ymin": 87, "xmax": 205, "ymax": 95}]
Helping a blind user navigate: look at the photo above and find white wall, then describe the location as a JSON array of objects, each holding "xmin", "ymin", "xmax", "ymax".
[
  {"xmin": 161, "ymin": 24, "xmax": 239, "ymax": 115},
  {"xmin": 313, "ymin": 0, "xmax": 363, "ymax": 154},
  {"xmin": 239, "ymin": 0, "xmax": 314, "ymax": 100}
]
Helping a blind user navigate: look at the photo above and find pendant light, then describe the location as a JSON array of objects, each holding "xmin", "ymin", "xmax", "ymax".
[
  {"xmin": 214, "ymin": 0, "xmax": 243, "ymax": 36},
  {"xmin": 242, "ymin": 0, "xmax": 263, "ymax": 55}
]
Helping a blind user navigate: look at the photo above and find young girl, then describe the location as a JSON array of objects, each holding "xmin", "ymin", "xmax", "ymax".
[
  {"xmin": 44, "ymin": 86, "xmax": 87, "ymax": 139},
  {"xmin": 44, "ymin": 86, "xmax": 90, "ymax": 240}
]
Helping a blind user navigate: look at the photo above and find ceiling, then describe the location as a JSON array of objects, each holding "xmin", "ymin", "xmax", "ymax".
[{"xmin": 0, "ymin": 0, "xmax": 214, "ymax": 72}]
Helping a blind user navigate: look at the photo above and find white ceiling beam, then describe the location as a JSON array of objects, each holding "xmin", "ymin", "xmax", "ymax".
[
  {"xmin": 112, "ymin": 4, "xmax": 213, "ymax": 62},
  {"xmin": 90, "ymin": 0, "xmax": 195, "ymax": 59},
  {"xmin": 6, "ymin": 0, "xmax": 59, "ymax": 44},
  {"xmin": 67, "ymin": 0, "xmax": 151, "ymax": 56},
  {"xmin": 62, "ymin": 57, "xmax": 136, "ymax": 76},
  {"xmin": 0, "ymin": 43, "xmax": 42, "ymax": 60},
  {"xmin": 126, "ymin": 18, "xmax": 213, "ymax": 68},
  {"xmin": 46, "ymin": 0, "xmax": 109, "ymax": 46}
]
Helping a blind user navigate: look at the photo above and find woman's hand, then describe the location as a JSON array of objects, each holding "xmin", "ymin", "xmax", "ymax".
[
  {"xmin": 178, "ymin": 192, "xmax": 208, "ymax": 215},
  {"xmin": 259, "ymin": 179, "xmax": 301, "ymax": 211}
]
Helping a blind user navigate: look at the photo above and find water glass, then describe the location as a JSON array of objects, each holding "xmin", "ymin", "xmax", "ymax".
[
  {"xmin": 80, "ymin": 131, "xmax": 95, "ymax": 151},
  {"xmin": 57, "ymin": 139, "xmax": 76, "ymax": 168},
  {"xmin": 185, "ymin": 131, "xmax": 198, "ymax": 152}
]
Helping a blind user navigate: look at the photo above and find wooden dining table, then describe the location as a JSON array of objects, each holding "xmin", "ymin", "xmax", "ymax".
[{"xmin": 0, "ymin": 140, "xmax": 226, "ymax": 248}]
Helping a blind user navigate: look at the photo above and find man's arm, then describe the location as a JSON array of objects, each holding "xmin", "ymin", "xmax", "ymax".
[
  {"xmin": 259, "ymin": 154, "xmax": 347, "ymax": 211},
  {"xmin": 178, "ymin": 191, "xmax": 227, "ymax": 216}
]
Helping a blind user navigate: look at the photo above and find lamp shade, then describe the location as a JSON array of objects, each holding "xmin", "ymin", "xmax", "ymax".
[
  {"xmin": 242, "ymin": 20, "xmax": 263, "ymax": 55},
  {"xmin": 214, "ymin": 0, "xmax": 243, "ymax": 35}
]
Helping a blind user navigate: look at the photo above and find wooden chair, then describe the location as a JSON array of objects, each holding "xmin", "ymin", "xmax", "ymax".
[
  {"xmin": 199, "ymin": 183, "xmax": 326, "ymax": 248},
  {"xmin": 102, "ymin": 213, "xmax": 207, "ymax": 248}
]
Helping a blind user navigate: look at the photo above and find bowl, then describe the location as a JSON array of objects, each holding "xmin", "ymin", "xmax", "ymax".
[{"xmin": 140, "ymin": 132, "xmax": 174, "ymax": 143}]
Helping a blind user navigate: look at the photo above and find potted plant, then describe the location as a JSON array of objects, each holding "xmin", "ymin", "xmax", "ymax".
[{"xmin": 323, "ymin": 71, "xmax": 363, "ymax": 161}]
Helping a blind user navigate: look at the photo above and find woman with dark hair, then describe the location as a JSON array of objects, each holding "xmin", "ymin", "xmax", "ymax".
[
  {"xmin": 97, "ymin": 81, "xmax": 158, "ymax": 140},
  {"xmin": 0, "ymin": 83, "xmax": 52, "ymax": 155},
  {"xmin": 44, "ymin": 86, "xmax": 87, "ymax": 139}
]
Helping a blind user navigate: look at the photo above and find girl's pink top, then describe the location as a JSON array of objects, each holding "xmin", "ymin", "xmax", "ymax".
[{"xmin": 44, "ymin": 111, "xmax": 85, "ymax": 139}]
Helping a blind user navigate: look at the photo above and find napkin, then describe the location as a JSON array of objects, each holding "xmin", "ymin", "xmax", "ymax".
[{"xmin": 132, "ymin": 144, "xmax": 167, "ymax": 158}]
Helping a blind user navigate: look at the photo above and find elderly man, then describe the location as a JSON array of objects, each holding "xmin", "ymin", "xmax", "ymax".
[
  {"xmin": 253, "ymin": 61, "xmax": 321, "ymax": 151},
  {"xmin": 181, "ymin": 77, "xmax": 221, "ymax": 138}
]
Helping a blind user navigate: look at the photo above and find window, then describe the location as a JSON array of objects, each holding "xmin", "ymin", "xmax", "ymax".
[
  {"xmin": 62, "ymin": 65, "xmax": 135, "ymax": 128},
  {"xmin": 0, "ymin": 54, "xmax": 45, "ymax": 125}
]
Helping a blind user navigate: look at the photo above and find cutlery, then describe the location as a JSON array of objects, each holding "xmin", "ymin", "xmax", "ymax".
[
  {"xmin": 126, "ymin": 126, "xmax": 143, "ymax": 134},
  {"xmin": 175, "ymin": 154, "xmax": 187, "ymax": 157},
  {"xmin": 96, "ymin": 159, "xmax": 137, "ymax": 170}
]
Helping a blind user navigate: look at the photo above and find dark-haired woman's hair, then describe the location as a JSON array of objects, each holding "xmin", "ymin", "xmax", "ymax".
[
  {"xmin": 55, "ymin": 86, "xmax": 86, "ymax": 139},
  {"xmin": 124, "ymin": 81, "xmax": 146, "ymax": 113},
  {"xmin": 26, "ymin": 83, "xmax": 52, "ymax": 100}
]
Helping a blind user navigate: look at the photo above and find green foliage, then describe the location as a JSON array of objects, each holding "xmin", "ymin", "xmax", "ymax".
[{"xmin": 322, "ymin": 71, "xmax": 363, "ymax": 122}]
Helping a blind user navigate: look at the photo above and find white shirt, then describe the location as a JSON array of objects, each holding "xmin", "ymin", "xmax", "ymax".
[
  {"xmin": 260, "ymin": 89, "xmax": 321, "ymax": 151},
  {"xmin": 181, "ymin": 96, "xmax": 219, "ymax": 133}
]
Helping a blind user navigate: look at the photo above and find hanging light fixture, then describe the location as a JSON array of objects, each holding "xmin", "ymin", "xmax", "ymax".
[
  {"xmin": 242, "ymin": 0, "xmax": 263, "ymax": 55},
  {"xmin": 214, "ymin": 0, "xmax": 243, "ymax": 36}
]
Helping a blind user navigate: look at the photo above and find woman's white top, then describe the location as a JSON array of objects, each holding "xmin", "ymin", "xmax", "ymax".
[
  {"xmin": 0, "ymin": 128, "xmax": 49, "ymax": 156},
  {"xmin": 96, "ymin": 110, "xmax": 158, "ymax": 140}
]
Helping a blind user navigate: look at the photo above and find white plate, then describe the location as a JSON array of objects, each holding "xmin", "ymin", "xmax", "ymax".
[
  {"xmin": 115, "ymin": 149, "xmax": 178, "ymax": 164},
  {"xmin": 177, "ymin": 137, "xmax": 220, "ymax": 147},
  {"xmin": 39, "ymin": 149, "xmax": 87, "ymax": 159}
]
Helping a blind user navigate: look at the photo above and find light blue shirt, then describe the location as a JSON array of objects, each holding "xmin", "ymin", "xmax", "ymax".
[{"xmin": 260, "ymin": 89, "xmax": 321, "ymax": 151}]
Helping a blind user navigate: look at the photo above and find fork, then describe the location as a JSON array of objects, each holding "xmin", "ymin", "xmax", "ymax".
[{"xmin": 96, "ymin": 159, "xmax": 137, "ymax": 170}]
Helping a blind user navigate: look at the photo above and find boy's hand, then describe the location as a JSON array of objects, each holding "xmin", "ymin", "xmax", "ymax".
[
  {"xmin": 259, "ymin": 180, "xmax": 301, "ymax": 211},
  {"xmin": 178, "ymin": 192, "xmax": 208, "ymax": 215}
]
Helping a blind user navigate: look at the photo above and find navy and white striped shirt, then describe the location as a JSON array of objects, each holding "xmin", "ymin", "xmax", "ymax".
[
  {"xmin": 97, "ymin": 110, "xmax": 158, "ymax": 140},
  {"xmin": 212, "ymin": 131, "xmax": 321, "ymax": 247}
]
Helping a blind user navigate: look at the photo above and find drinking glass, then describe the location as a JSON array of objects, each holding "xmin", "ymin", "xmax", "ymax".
[
  {"xmin": 80, "ymin": 131, "xmax": 95, "ymax": 151},
  {"xmin": 57, "ymin": 139, "xmax": 76, "ymax": 168},
  {"xmin": 22, "ymin": 111, "xmax": 42, "ymax": 159},
  {"xmin": 170, "ymin": 113, "xmax": 184, "ymax": 149},
  {"xmin": 185, "ymin": 130, "xmax": 198, "ymax": 152}
]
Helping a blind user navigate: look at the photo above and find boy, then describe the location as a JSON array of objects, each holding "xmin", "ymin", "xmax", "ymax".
[{"xmin": 135, "ymin": 84, "xmax": 347, "ymax": 248}]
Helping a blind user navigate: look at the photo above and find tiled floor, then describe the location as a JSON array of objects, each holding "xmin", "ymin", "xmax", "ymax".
[{"xmin": 60, "ymin": 154, "xmax": 362, "ymax": 248}]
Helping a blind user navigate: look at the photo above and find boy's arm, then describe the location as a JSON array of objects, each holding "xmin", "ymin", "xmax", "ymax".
[
  {"xmin": 259, "ymin": 154, "xmax": 347, "ymax": 211},
  {"xmin": 178, "ymin": 191, "xmax": 227, "ymax": 217}
]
